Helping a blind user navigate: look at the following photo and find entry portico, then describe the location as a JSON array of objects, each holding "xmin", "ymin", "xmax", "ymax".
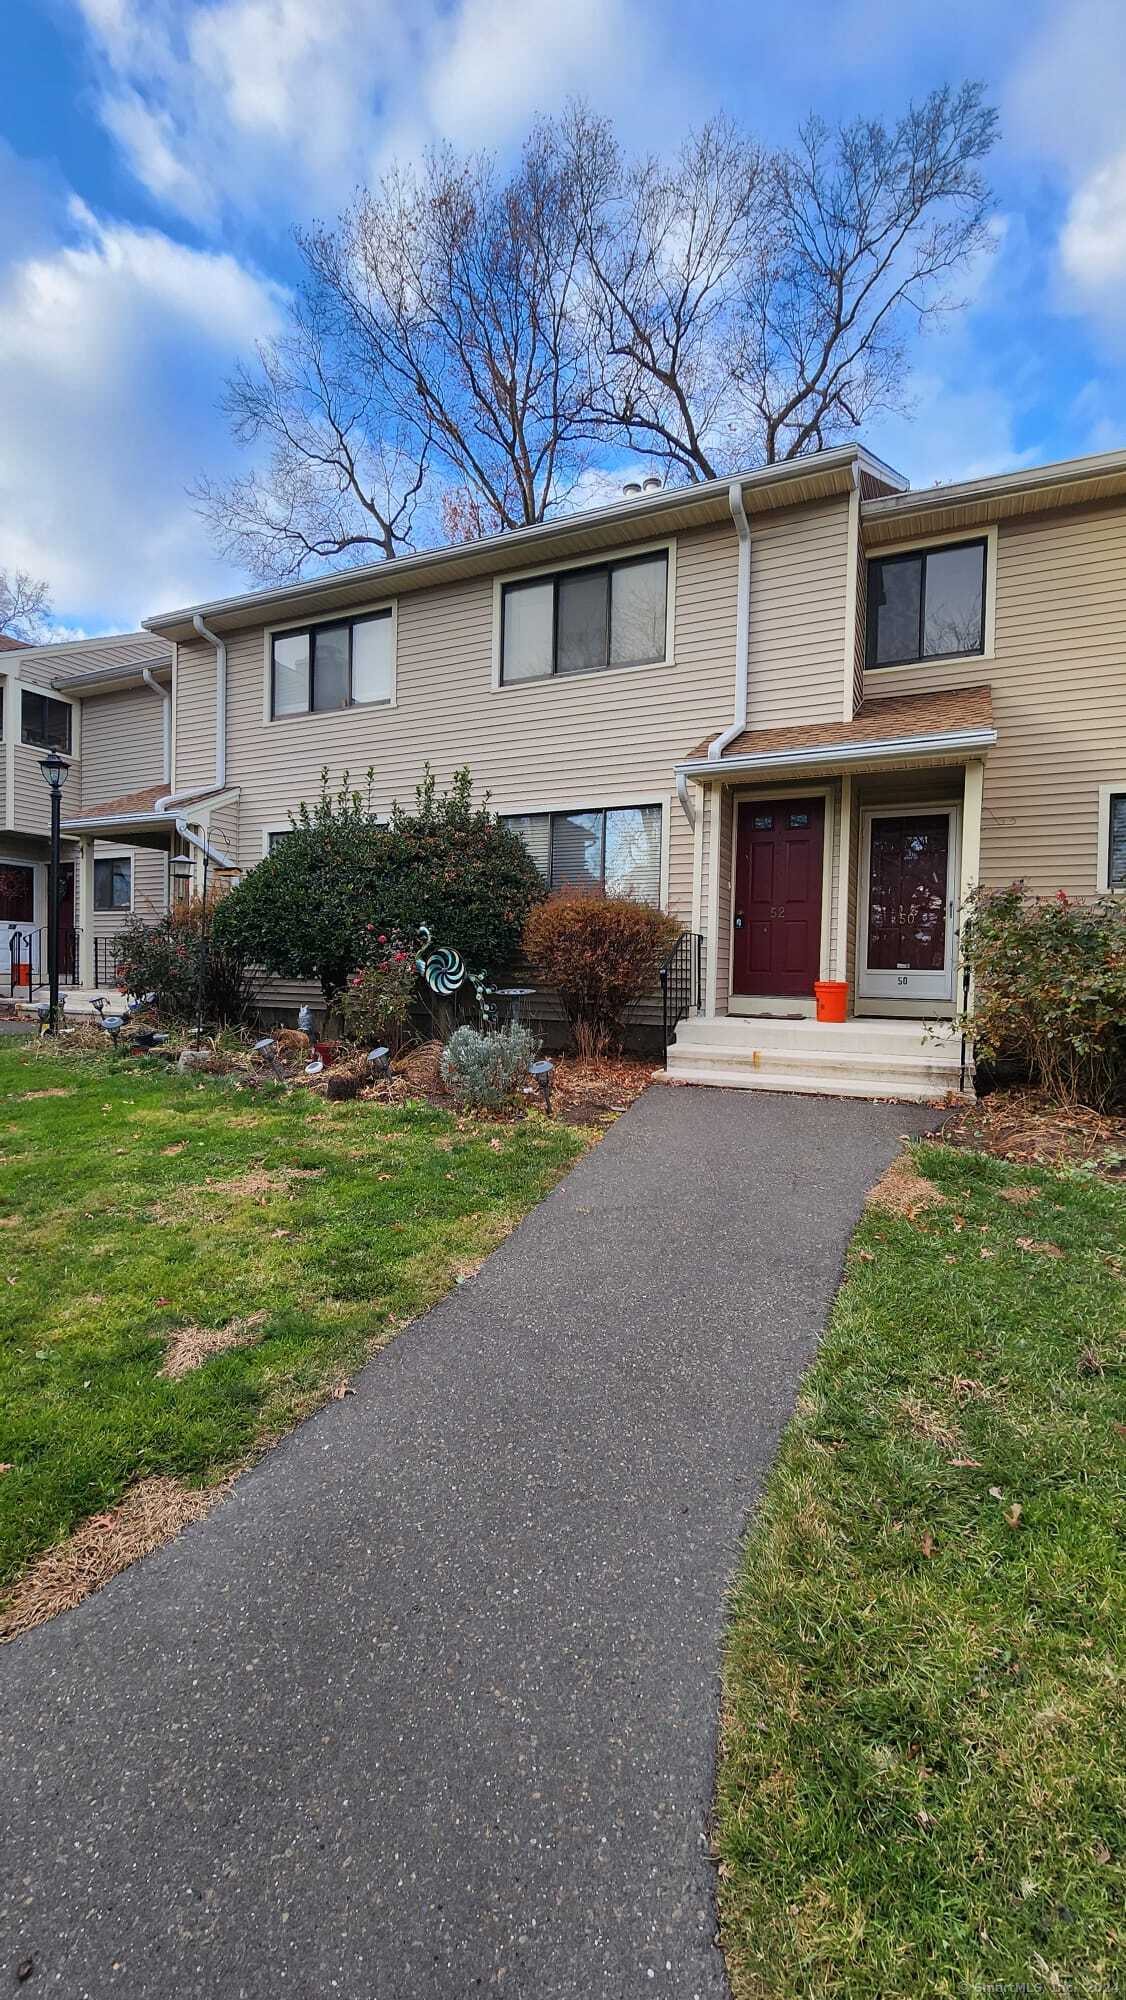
[{"xmin": 667, "ymin": 686, "xmax": 996, "ymax": 1097}]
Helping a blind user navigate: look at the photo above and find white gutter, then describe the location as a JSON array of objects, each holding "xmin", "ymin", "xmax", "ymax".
[
  {"xmin": 141, "ymin": 667, "xmax": 172, "ymax": 783},
  {"xmin": 192, "ymin": 612, "xmax": 227, "ymax": 790},
  {"xmin": 677, "ymin": 725, "xmax": 997, "ymax": 782},
  {"xmin": 707, "ymin": 481, "xmax": 752, "ymax": 764}
]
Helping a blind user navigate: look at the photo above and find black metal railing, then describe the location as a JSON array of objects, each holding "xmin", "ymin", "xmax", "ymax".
[
  {"xmin": 7, "ymin": 927, "xmax": 80, "ymax": 999},
  {"xmin": 659, "ymin": 929, "xmax": 704, "ymax": 1065},
  {"xmin": 94, "ymin": 936, "xmax": 129, "ymax": 989}
]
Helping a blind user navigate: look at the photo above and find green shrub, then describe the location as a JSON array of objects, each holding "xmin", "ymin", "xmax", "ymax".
[
  {"xmin": 523, "ymin": 887, "xmax": 680, "ymax": 1057},
  {"xmin": 213, "ymin": 766, "xmax": 545, "ymax": 1005},
  {"xmin": 338, "ymin": 944, "xmax": 417, "ymax": 1051},
  {"xmin": 440, "ymin": 1022, "xmax": 539, "ymax": 1110},
  {"xmin": 113, "ymin": 900, "xmax": 255, "ymax": 1026},
  {"xmin": 961, "ymin": 883, "xmax": 1126, "ymax": 1109}
]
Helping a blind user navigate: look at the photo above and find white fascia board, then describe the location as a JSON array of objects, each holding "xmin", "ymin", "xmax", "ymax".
[{"xmin": 676, "ymin": 726, "xmax": 998, "ymax": 782}]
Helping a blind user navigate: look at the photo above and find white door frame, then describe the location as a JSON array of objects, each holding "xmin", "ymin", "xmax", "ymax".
[
  {"xmin": 857, "ymin": 801, "xmax": 960, "ymax": 1006},
  {"xmin": 0, "ymin": 853, "xmax": 43, "ymax": 980}
]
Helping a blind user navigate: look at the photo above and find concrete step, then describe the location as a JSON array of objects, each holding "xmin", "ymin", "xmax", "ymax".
[
  {"xmin": 657, "ymin": 1063, "xmax": 968, "ymax": 1103},
  {"xmin": 677, "ymin": 1015, "xmax": 958, "ymax": 1056},
  {"xmin": 670, "ymin": 1038, "xmax": 960, "ymax": 1079}
]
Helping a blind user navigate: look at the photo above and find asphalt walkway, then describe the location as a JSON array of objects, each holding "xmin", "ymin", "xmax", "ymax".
[{"xmin": 1, "ymin": 1085, "xmax": 939, "ymax": 1998}]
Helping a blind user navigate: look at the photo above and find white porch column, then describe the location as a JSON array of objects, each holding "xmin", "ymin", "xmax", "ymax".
[
  {"xmin": 959, "ymin": 758, "xmax": 985, "ymax": 1007},
  {"xmin": 78, "ymin": 837, "xmax": 95, "ymax": 986},
  {"xmin": 834, "ymin": 773, "xmax": 852, "ymax": 983},
  {"xmin": 704, "ymin": 785, "xmax": 722, "ymax": 1016}
]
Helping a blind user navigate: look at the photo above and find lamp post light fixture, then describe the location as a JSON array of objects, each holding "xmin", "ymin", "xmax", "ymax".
[{"xmin": 37, "ymin": 748, "xmax": 70, "ymax": 1034}]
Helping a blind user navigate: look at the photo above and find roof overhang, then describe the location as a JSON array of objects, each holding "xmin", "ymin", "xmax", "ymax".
[
  {"xmin": 862, "ymin": 445, "xmax": 1126, "ymax": 546},
  {"xmin": 144, "ymin": 446, "xmax": 902, "ymax": 643},
  {"xmin": 61, "ymin": 663, "xmax": 173, "ymax": 694},
  {"xmin": 60, "ymin": 811, "xmax": 176, "ymax": 844},
  {"xmin": 677, "ymin": 725, "xmax": 998, "ymax": 783}
]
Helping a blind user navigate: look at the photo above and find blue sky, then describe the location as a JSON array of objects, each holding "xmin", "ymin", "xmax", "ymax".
[{"xmin": 2, "ymin": 0, "xmax": 1125, "ymax": 635}]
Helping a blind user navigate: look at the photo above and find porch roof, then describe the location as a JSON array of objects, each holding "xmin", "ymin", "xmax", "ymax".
[
  {"xmin": 61, "ymin": 783, "xmax": 175, "ymax": 843},
  {"xmin": 678, "ymin": 685, "xmax": 995, "ymax": 779}
]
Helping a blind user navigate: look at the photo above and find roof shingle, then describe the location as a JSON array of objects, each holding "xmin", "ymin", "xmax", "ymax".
[{"xmin": 683, "ymin": 685, "xmax": 994, "ymax": 764}]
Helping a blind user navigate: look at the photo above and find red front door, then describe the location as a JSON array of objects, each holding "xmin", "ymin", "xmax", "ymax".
[{"xmin": 733, "ymin": 798, "xmax": 824, "ymax": 998}]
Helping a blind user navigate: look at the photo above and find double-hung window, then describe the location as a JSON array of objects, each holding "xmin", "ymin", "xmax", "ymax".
[
  {"xmin": 271, "ymin": 609, "xmax": 393, "ymax": 718},
  {"xmin": 501, "ymin": 551, "xmax": 668, "ymax": 684},
  {"xmin": 93, "ymin": 856, "xmax": 132, "ymax": 911},
  {"xmin": 21, "ymin": 689, "xmax": 72, "ymax": 752},
  {"xmin": 866, "ymin": 538, "xmax": 986, "ymax": 669},
  {"xmin": 503, "ymin": 804, "xmax": 662, "ymax": 904}
]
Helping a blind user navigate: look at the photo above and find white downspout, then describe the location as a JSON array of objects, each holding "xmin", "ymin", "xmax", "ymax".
[
  {"xmin": 708, "ymin": 481, "xmax": 751, "ymax": 758},
  {"xmin": 192, "ymin": 613, "xmax": 227, "ymax": 790},
  {"xmin": 175, "ymin": 820, "xmax": 237, "ymax": 871},
  {"xmin": 141, "ymin": 668, "xmax": 172, "ymax": 784}
]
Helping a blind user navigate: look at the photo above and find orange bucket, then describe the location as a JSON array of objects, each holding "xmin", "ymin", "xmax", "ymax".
[{"xmin": 814, "ymin": 980, "xmax": 848, "ymax": 1023}]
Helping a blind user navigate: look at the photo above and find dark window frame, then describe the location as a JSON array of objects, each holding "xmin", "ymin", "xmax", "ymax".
[
  {"xmin": 269, "ymin": 608, "xmax": 393, "ymax": 719},
  {"xmin": 865, "ymin": 536, "xmax": 987, "ymax": 670},
  {"xmin": 1108, "ymin": 791, "xmax": 1126, "ymax": 890},
  {"xmin": 500, "ymin": 549, "xmax": 669, "ymax": 686},
  {"xmin": 93, "ymin": 854, "xmax": 133, "ymax": 912},
  {"xmin": 20, "ymin": 688, "xmax": 73, "ymax": 753}
]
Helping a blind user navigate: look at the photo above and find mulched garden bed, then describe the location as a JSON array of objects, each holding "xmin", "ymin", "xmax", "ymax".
[{"xmin": 938, "ymin": 1088, "xmax": 1125, "ymax": 1178}]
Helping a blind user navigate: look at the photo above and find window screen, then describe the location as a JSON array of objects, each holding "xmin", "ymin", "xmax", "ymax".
[
  {"xmin": 501, "ymin": 553, "xmax": 667, "ymax": 683},
  {"xmin": 94, "ymin": 856, "xmax": 132, "ymax": 911},
  {"xmin": 502, "ymin": 805, "xmax": 662, "ymax": 904},
  {"xmin": 866, "ymin": 539, "xmax": 985, "ymax": 668},
  {"xmin": 1109, "ymin": 794, "xmax": 1126, "ymax": 889},
  {"xmin": 271, "ymin": 610, "xmax": 392, "ymax": 716}
]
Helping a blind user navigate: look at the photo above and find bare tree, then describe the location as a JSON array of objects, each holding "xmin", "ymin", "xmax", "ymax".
[
  {"xmin": 307, "ymin": 124, "xmax": 597, "ymax": 529},
  {"xmin": 0, "ymin": 566, "xmax": 51, "ymax": 640},
  {"xmin": 200, "ymin": 125, "xmax": 596, "ymax": 581},
  {"xmin": 191, "ymin": 283, "xmax": 429, "ymax": 580},
  {"xmin": 198, "ymin": 84, "xmax": 997, "ymax": 577},
  {"xmin": 569, "ymin": 83, "xmax": 998, "ymax": 478}
]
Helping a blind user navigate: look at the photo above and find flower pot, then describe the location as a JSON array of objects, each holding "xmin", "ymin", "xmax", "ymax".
[
  {"xmin": 314, "ymin": 1040, "xmax": 338, "ymax": 1066},
  {"xmin": 813, "ymin": 980, "xmax": 848, "ymax": 1023}
]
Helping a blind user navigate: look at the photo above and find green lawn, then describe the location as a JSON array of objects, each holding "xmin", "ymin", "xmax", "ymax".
[
  {"xmin": 0, "ymin": 1039, "xmax": 586, "ymax": 1601},
  {"xmin": 716, "ymin": 1140, "xmax": 1124, "ymax": 1999}
]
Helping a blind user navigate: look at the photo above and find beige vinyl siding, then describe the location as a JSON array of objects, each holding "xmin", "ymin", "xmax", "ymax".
[
  {"xmin": 79, "ymin": 685, "xmax": 164, "ymax": 808},
  {"xmin": 206, "ymin": 523, "xmax": 742, "ymax": 923},
  {"xmin": 209, "ymin": 525, "xmax": 743, "ymax": 1018},
  {"xmin": 746, "ymin": 498, "xmax": 850, "ymax": 729},
  {"xmin": 172, "ymin": 639, "xmax": 218, "ymax": 793},
  {"xmin": 11, "ymin": 744, "xmax": 79, "ymax": 839},
  {"xmin": 860, "ymin": 504, "xmax": 1126, "ymax": 897},
  {"xmin": 89, "ymin": 845, "xmax": 168, "ymax": 945}
]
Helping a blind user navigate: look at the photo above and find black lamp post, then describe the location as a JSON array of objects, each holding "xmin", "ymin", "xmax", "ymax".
[{"xmin": 38, "ymin": 748, "xmax": 69, "ymax": 1035}]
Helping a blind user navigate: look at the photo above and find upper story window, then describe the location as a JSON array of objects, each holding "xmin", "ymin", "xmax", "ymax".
[
  {"xmin": 21, "ymin": 689, "xmax": 72, "ymax": 752},
  {"xmin": 866, "ymin": 538, "xmax": 986, "ymax": 669},
  {"xmin": 271, "ymin": 609, "xmax": 393, "ymax": 718},
  {"xmin": 94, "ymin": 855, "xmax": 132, "ymax": 911},
  {"xmin": 502, "ymin": 804, "xmax": 662, "ymax": 904},
  {"xmin": 501, "ymin": 551, "xmax": 668, "ymax": 685},
  {"xmin": 1108, "ymin": 793, "xmax": 1126, "ymax": 890}
]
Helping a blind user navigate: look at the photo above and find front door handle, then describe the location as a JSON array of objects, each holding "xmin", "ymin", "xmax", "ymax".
[{"xmin": 734, "ymin": 911, "xmax": 744, "ymax": 930}]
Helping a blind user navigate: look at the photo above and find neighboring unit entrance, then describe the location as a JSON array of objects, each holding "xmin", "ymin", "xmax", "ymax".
[
  {"xmin": 858, "ymin": 806, "xmax": 959, "ymax": 1005},
  {"xmin": 0, "ymin": 858, "xmax": 37, "ymax": 982},
  {"xmin": 733, "ymin": 797, "xmax": 825, "ymax": 998}
]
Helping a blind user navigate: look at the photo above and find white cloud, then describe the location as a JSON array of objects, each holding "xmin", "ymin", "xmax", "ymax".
[
  {"xmin": 1007, "ymin": 0, "xmax": 1126, "ymax": 337},
  {"xmin": 1060, "ymin": 150, "xmax": 1126, "ymax": 325},
  {"xmin": 0, "ymin": 205, "xmax": 287, "ymax": 626},
  {"xmin": 70, "ymin": 0, "xmax": 678, "ymax": 230}
]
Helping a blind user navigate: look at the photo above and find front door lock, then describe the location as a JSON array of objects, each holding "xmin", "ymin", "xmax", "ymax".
[{"xmin": 734, "ymin": 912, "xmax": 744, "ymax": 929}]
